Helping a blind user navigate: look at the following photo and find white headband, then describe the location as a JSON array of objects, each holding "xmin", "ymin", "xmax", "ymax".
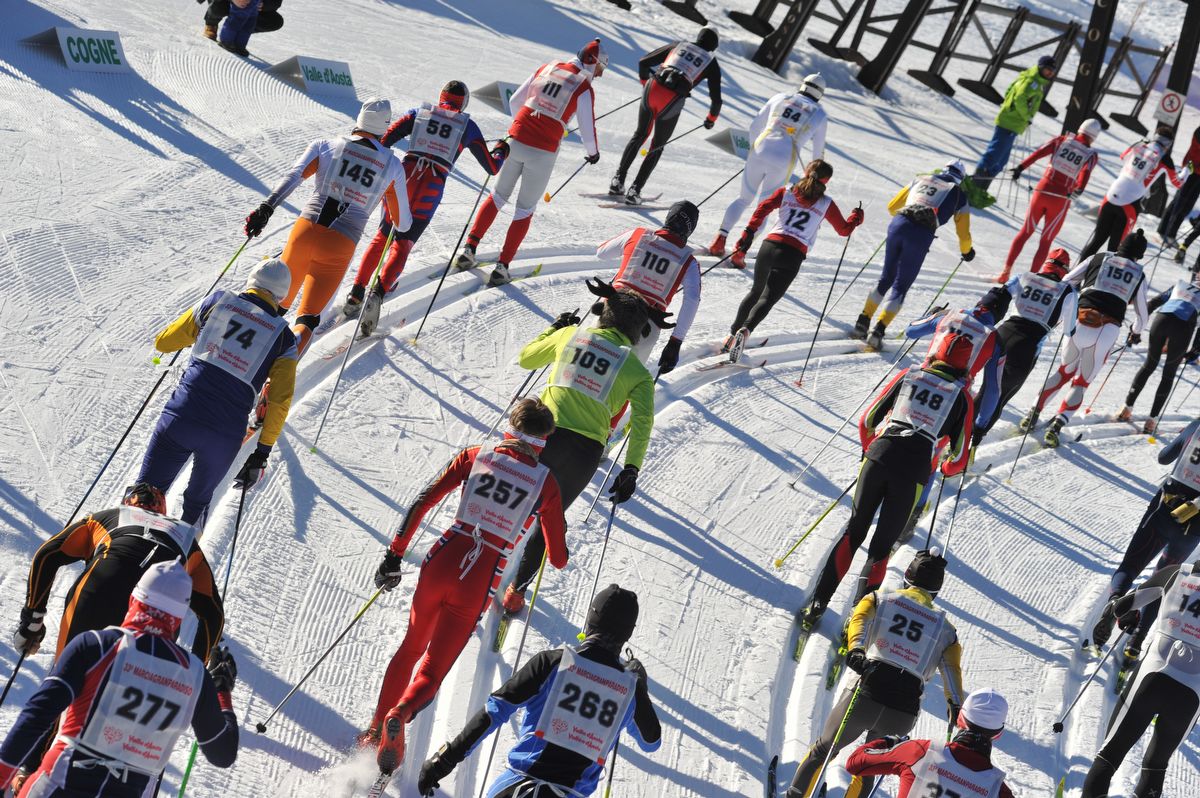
[{"xmin": 505, "ymin": 424, "xmax": 547, "ymax": 448}]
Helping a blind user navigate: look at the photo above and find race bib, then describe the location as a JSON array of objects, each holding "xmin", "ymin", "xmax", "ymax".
[
  {"xmin": 317, "ymin": 137, "xmax": 394, "ymax": 211},
  {"xmin": 614, "ymin": 230, "xmax": 692, "ymax": 307},
  {"xmin": 549, "ymin": 332, "xmax": 629, "ymax": 406},
  {"xmin": 535, "ymin": 648, "xmax": 637, "ymax": 763},
  {"xmin": 454, "ymin": 446, "xmax": 548, "ymax": 546},
  {"xmin": 908, "ymin": 742, "xmax": 1005, "ymax": 798},
  {"xmin": 661, "ymin": 42, "xmax": 712, "ymax": 83},
  {"xmin": 771, "ymin": 95, "xmax": 817, "ymax": 137},
  {"xmin": 77, "ymin": 631, "xmax": 202, "ymax": 774},
  {"xmin": 117, "ymin": 507, "xmax": 195, "ymax": 557},
  {"xmin": 1091, "ymin": 255, "xmax": 1142, "ymax": 303},
  {"xmin": 1049, "ymin": 139, "xmax": 1094, "ymax": 180},
  {"xmin": 1158, "ymin": 568, "xmax": 1200, "ymax": 649},
  {"xmin": 408, "ymin": 103, "xmax": 468, "ymax": 163},
  {"xmin": 525, "ymin": 64, "xmax": 586, "ymax": 122},
  {"xmin": 890, "ymin": 371, "xmax": 958, "ymax": 440},
  {"xmin": 193, "ymin": 293, "xmax": 288, "ymax": 386},
  {"xmin": 866, "ymin": 594, "xmax": 948, "ymax": 678},
  {"xmin": 1168, "ymin": 280, "xmax": 1200, "ymax": 312},
  {"xmin": 907, "ymin": 176, "xmax": 954, "ymax": 212},
  {"xmin": 767, "ymin": 194, "xmax": 831, "ymax": 250},
  {"xmin": 1119, "ymin": 142, "xmax": 1163, "ymax": 183},
  {"xmin": 1013, "ymin": 273, "xmax": 1068, "ymax": 327},
  {"xmin": 929, "ymin": 310, "xmax": 991, "ymax": 375}
]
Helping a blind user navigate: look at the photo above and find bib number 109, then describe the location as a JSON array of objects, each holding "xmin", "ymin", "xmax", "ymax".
[{"xmin": 569, "ymin": 347, "xmax": 613, "ymax": 375}]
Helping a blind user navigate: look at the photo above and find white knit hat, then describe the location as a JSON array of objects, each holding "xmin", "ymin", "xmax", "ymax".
[
  {"xmin": 132, "ymin": 561, "xmax": 192, "ymax": 620},
  {"xmin": 245, "ymin": 256, "xmax": 292, "ymax": 302},
  {"xmin": 356, "ymin": 97, "xmax": 392, "ymax": 136},
  {"xmin": 960, "ymin": 687, "xmax": 1009, "ymax": 732}
]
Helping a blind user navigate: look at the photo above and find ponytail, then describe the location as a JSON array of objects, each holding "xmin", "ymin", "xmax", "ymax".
[{"xmin": 795, "ymin": 159, "xmax": 833, "ymax": 201}]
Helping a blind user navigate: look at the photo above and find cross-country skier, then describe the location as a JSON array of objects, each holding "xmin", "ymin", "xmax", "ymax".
[
  {"xmin": 724, "ymin": 160, "xmax": 862, "ymax": 349},
  {"xmin": 136, "ymin": 258, "xmax": 298, "ymax": 526},
  {"xmin": 610, "ymin": 27, "xmax": 723, "ymax": 206},
  {"xmin": 845, "ymin": 688, "xmax": 1014, "ymax": 798},
  {"xmin": 415, "ymin": 585, "xmax": 661, "ymax": 797},
  {"xmin": 365, "ymin": 399, "xmax": 569, "ymax": 773},
  {"xmin": 852, "ymin": 161, "xmax": 975, "ymax": 351},
  {"xmin": 1159, "ymin": 125, "xmax": 1200, "ymax": 248},
  {"xmin": 787, "ymin": 550, "xmax": 965, "ymax": 798},
  {"xmin": 971, "ymin": 56, "xmax": 1055, "ymax": 193},
  {"xmin": 0, "ymin": 562, "xmax": 239, "ymax": 798},
  {"xmin": 1117, "ymin": 274, "xmax": 1200, "ymax": 432},
  {"xmin": 243, "ymin": 99, "xmax": 411, "ymax": 353},
  {"xmin": 1084, "ymin": 561, "xmax": 1200, "ymax": 798},
  {"xmin": 502, "ymin": 280, "xmax": 672, "ymax": 613},
  {"xmin": 798, "ymin": 340, "xmax": 974, "ymax": 627},
  {"xmin": 338, "ymin": 82, "xmax": 506, "ymax": 335},
  {"xmin": 454, "ymin": 41, "xmax": 607, "ymax": 287},
  {"xmin": 11, "ymin": 483, "xmax": 223, "ymax": 661},
  {"xmin": 998, "ymin": 118, "xmax": 1102, "ymax": 282},
  {"xmin": 595, "ymin": 200, "xmax": 701, "ymax": 373},
  {"xmin": 1078, "ymin": 127, "xmax": 1188, "ymax": 262},
  {"xmin": 706, "ymin": 74, "xmax": 828, "ymax": 256},
  {"xmin": 1019, "ymin": 230, "xmax": 1150, "ymax": 447},
  {"xmin": 973, "ymin": 249, "xmax": 1077, "ymax": 444}
]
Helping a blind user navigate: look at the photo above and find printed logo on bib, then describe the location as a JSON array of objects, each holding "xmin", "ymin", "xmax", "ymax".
[
  {"xmin": 908, "ymin": 177, "xmax": 954, "ymax": 212},
  {"xmin": 409, "ymin": 103, "xmax": 468, "ymax": 163},
  {"xmin": 661, "ymin": 42, "xmax": 712, "ymax": 83},
  {"xmin": 525, "ymin": 64, "xmax": 586, "ymax": 122},
  {"xmin": 1092, "ymin": 255, "xmax": 1142, "ymax": 303},
  {"xmin": 615, "ymin": 231, "xmax": 691, "ymax": 306},
  {"xmin": 1013, "ymin": 273, "xmax": 1067, "ymax": 327},
  {"xmin": 867, "ymin": 595, "xmax": 947, "ymax": 677},
  {"xmin": 890, "ymin": 371, "xmax": 958, "ymax": 439},
  {"xmin": 1120, "ymin": 142, "xmax": 1163, "ymax": 183},
  {"xmin": 768, "ymin": 194, "xmax": 831, "ymax": 250},
  {"xmin": 549, "ymin": 332, "xmax": 630, "ymax": 406},
  {"xmin": 117, "ymin": 507, "xmax": 195, "ymax": 556},
  {"xmin": 908, "ymin": 742, "xmax": 1004, "ymax": 798},
  {"xmin": 535, "ymin": 649, "xmax": 637, "ymax": 763},
  {"xmin": 193, "ymin": 295, "xmax": 288, "ymax": 387},
  {"xmin": 1050, "ymin": 139, "xmax": 1094, "ymax": 180},
  {"xmin": 455, "ymin": 447, "xmax": 547, "ymax": 546},
  {"xmin": 320, "ymin": 138, "xmax": 392, "ymax": 210}
]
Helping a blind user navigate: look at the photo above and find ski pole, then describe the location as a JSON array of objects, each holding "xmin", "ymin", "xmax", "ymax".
[
  {"xmin": 1052, "ymin": 632, "xmax": 1126, "ymax": 733},
  {"xmin": 1146, "ymin": 245, "xmax": 1166, "ymax": 287},
  {"xmin": 828, "ymin": 238, "xmax": 886, "ymax": 316},
  {"xmin": 940, "ymin": 461, "xmax": 970, "ymax": 559},
  {"xmin": 774, "ymin": 477, "xmax": 857, "ymax": 568},
  {"xmin": 700, "ymin": 253, "xmax": 735, "ymax": 276},
  {"xmin": 253, "ymin": 587, "xmax": 384, "ymax": 734},
  {"xmin": 604, "ymin": 738, "xmax": 621, "ymax": 798},
  {"xmin": 1175, "ymin": 364, "xmax": 1200, "ymax": 413},
  {"xmin": 893, "ymin": 258, "xmax": 964, "ymax": 339},
  {"xmin": 310, "ymin": 224, "xmax": 398, "ymax": 452},
  {"xmin": 797, "ymin": 204, "xmax": 860, "ymax": 387},
  {"xmin": 1083, "ymin": 344, "xmax": 1128, "ymax": 416},
  {"xmin": 811, "ymin": 681, "xmax": 864, "ymax": 796},
  {"xmin": 413, "ymin": 175, "xmax": 492, "ymax": 344},
  {"xmin": 922, "ymin": 473, "xmax": 947, "ymax": 550},
  {"xmin": 544, "ymin": 160, "xmax": 588, "ymax": 203},
  {"xmin": 638, "ymin": 123, "xmax": 705, "ymax": 157},
  {"xmin": 788, "ymin": 339, "xmax": 920, "ymax": 489},
  {"xmin": 1006, "ymin": 332, "xmax": 1067, "ymax": 483},
  {"xmin": 697, "ymin": 166, "xmax": 746, "ymax": 208},
  {"xmin": 0, "ymin": 651, "xmax": 27, "ymax": 710},
  {"xmin": 1148, "ymin": 364, "xmax": 1187, "ymax": 443},
  {"xmin": 565, "ymin": 97, "xmax": 638, "ymax": 136},
  {"xmin": 577, "ymin": 503, "xmax": 618, "ymax": 641},
  {"xmin": 477, "ymin": 550, "xmax": 550, "ymax": 798}
]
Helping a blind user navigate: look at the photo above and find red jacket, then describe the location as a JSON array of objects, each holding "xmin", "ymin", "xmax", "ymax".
[
  {"xmin": 745, "ymin": 187, "xmax": 857, "ymax": 253},
  {"xmin": 846, "ymin": 738, "xmax": 1015, "ymax": 798},
  {"xmin": 1019, "ymin": 133, "xmax": 1099, "ymax": 196},
  {"xmin": 509, "ymin": 60, "xmax": 598, "ymax": 155}
]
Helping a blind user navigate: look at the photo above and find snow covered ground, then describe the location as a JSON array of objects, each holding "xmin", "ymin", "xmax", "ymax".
[{"xmin": 1, "ymin": 0, "xmax": 1198, "ymax": 796}]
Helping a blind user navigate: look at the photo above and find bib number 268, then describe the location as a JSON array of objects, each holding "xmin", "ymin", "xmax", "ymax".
[{"xmin": 558, "ymin": 682, "xmax": 619, "ymax": 727}]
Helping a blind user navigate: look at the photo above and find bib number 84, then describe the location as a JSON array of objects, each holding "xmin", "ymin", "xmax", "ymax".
[{"xmin": 557, "ymin": 682, "xmax": 619, "ymax": 727}]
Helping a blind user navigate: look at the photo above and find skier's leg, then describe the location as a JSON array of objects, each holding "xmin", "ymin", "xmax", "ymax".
[
  {"xmin": 279, "ymin": 218, "xmax": 322, "ymax": 310},
  {"xmin": 135, "ymin": 414, "xmax": 195, "ymax": 502},
  {"xmin": 1057, "ymin": 323, "xmax": 1118, "ymax": 421},
  {"xmin": 1078, "ymin": 200, "xmax": 1120, "ymax": 262},
  {"xmin": 1133, "ymin": 675, "xmax": 1199, "ymax": 797},
  {"xmin": 1032, "ymin": 195, "xmax": 1071, "ymax": 270},
  {"xmin": 616, "ymin": 84, "xmax": 656, "ymax": 181},
  {"xmin": 1126, "ymin": 314, "xmax": 1169, "ymax": 409},
  {"xmin": 856, "ymin": 475, "xmax": 923, "ymax": 600},
  {"xmin": 354, "ymin": 222, "xmax": 393, "ymax": 289},
  {"xmin": 179, "ymin": 425, "xmax": 244, "ymax": 527},
  {"xmin": 719, "ymin": 151, "xmax": 776, "ymax": 236},
  {"xmin": 632, "ymin": 98, "xmax": 683, "ymax": 189},
  {"xmin": 1039, "ymin": 325, "xmax": 1090, "ymax": 411},
  {"xmin": 1109, "ymin": 490, "xmax": 1174, "ymax": 596},
  {"xmin": 289, "ymin": 225, "xmax": 358, "ymax": 351},
  {"xmin": 468, "ymin": 149, "xmax": 525, "ymax": 249},
  {"xmin": 1148, "ymin": 315, "xmax": 1189, "ymax": 417},
  {"xmin": 861, "ymin": 218, "xmax": 906, "ymax": 320},
  {"xmin": 810, "ymin": 461, "xmax": 885, "ymax": 609},
  {"xmin": 786, "ymin": 689, "xmax": 887, "ymax": 798},
  {"xmin": 730, "ymin": 247, "xmax": 777, "ymax": 334},
  {"xmin": 743, "ymin": 244, "xmax": 802, "ymax": 332},
  {"xmin": 1004, "ymin": 193, "xmax": 1042, "ymax": 274},
  {"xmin": 500, "ymin": 147, "xmax": 558, "ymax": 264},
  {"xmin": 877, "ymin": 230, "xmax": 933, "ymax": 328},
  {"xmin": 846, "ymin": 709, "xmax": 921, "ymax": 798}
]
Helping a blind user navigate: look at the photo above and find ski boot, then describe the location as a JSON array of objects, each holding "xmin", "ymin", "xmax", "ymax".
[
  {"xmin": 359, "ymin": 282, "xmax": 384, "ymax": 337},
  {"xmin": 728, "ymin": 327, "xmax": 749, "ymax": 363},
  {"xmin": 1018, "ymin": 408, "xmax": 1040, "ymax": 433},
  {"xmin": 865, "ymin": 322, "xmax": 886, "ymax": 352},
  {"xmin": 341, "ymin": 283, "xmax": 366, "ymax": 319},
  {"xmin": 798, "ymin": 600, "xmax": 826, "ymax": 631},
  {"xmin": 719, "ymin": 334, "xmax": 735, "ymax": 354},
  {"xmin": 1143, "ymin": 418, "xmax": 1157, "ymax": 435},
  {"xmin": 1175, "ymin": 246, "xmax": 1187, "ymax": 264},
  {"xmin": 501, "ymin": 584, "xmax": 526, "ymax": 614},
  {"xmin": 851, "ymin": 314, "xmax": 870, "ymax": 341},
  {"xmin": 203, "ymin": 24, "xmax": 218, "ymax": 40},
  {"xmin": 1116, "ymin": 405, "xmax": 1133, "ymax": 422},
  {"xmin": 452, "ymin": 244, "xmax": 477, "ymax": 271},
  {"xmin": 608, "ymin": 174, "xmax": 625, "ymax": 196},
  {"xmin": 355, "ymin": 724, "xmax": 381, "ymax": 749},
  {"xmin": 707, "ymin": 233, "xmax": 727, "ymax": 258},
  {"xmin": 376, "ymin": 704, "xmax": 410, "ymax": 775},
  {"xmin": 1043, "ymin": 415, "xmax": 1065, "ymax": 448},
  {"xmin": 993, "ymin": 267, "xmax": 1011, "ymax": 284},
  {"xmin": 486, "ymin": 262, "xmax": 512, "ymax": 287},
  {"xmin": 624, "ymin": 184, "xmax": 642, "ymax": 206}
]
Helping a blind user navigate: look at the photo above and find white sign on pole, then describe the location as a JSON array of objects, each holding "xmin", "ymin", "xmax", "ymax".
[
  {"xmin": 22, "ymin": 27, "xmax": 131, "ymax": 74},
  {"xmin": 474, "ymin": 81, "xmax": 521, "ymax": 115},
  {"xmin": 1154, "ymin": 89, "xmax": 1185, "ymax": 126},
  {"xmin": 705, "ymin": 127, "xmax": 752, "ymax": 160},
  {"xmin": 269, "ymin": 56, "xmax": 357, "ymax": 98}
]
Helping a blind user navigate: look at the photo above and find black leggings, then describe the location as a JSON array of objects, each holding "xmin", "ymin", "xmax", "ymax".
[
  {"xmin": 730, "ymin": 240, "xmax": 805, "ymax": 334},
  {"xmin": 1160, "ymin": 173, "xmax": 1200, "ymax": 239},
  {"xmin": 1125, "ymin": 312, "xmax": 1194, "ymax": 416},
  {"xmin": 616, "ymin": 83, "xmax": 684, "ymax": 189},
  {"xmin": 1082, "ymin": 671, "xmax": 1199, "ymax": 798},
  {"xmin": 1080, "ymin": 200, "xmax": 1137, "ymax": 261},
  {"xmin": 512, "ymin": 427, "xmax": 605, "ymax": 592},
  {"xmin": 976, "ymin": 320, "xmax": 1048, "ymax": 438}
]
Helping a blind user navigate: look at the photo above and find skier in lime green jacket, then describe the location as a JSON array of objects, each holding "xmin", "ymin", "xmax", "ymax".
[{"xmin": 973, "ymin": 56, "xmax": 1056, "ymax": 192}]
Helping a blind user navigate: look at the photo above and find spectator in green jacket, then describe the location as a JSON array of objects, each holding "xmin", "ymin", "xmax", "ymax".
[{"xmin": 973, "ymin": 55, "xmax": 1055, "ymax": 192}]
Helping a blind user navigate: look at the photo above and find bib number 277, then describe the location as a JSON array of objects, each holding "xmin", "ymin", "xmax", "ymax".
[{"xmin": 116, "ymin": 686, "xmax": 182, "ymax": 731}]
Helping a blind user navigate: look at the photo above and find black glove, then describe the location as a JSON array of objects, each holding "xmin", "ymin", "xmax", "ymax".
[
  {"xmin": 962, "ymin": 248, "xmax": 976, "ymax": 263},
  {"xmin": 1126, "ymin": 331, "xmax": 1142, "ymax": 347},
  {"xmin": 735, "ymin": 229, "xmax": 754, "ymax": 254},
  {"xmin": 490, "ymin": 139, "xmax": 510, "ymax": 162},
  {"xmin": 13, "ymin": 607, "xmax": 46, "ymax": 655},
  {"xmin": 625, "ymin": 657, "xmax": 649, "ymax": 688},
  {"xmin": 845, "ymin": 648, "xmax": 868, "ymax": 674},
  {"xmin": 244, "ymin": 202, "xmax": 273, "ymax": 238},
  {"xmin": 1117, "ymin": 608, "xmax": 1142, "ymax": 633},
  {"xmin": 608, "ymin": 464, "xmax": 639, "ymax": 504},
  {"xmin": 552, "ymin": 311, "xmax": 582, "ymax": 329},
  {"xmin": 375, "ymin": 550, "xmax": 403, "ymax": 591},
  {"xmin": 1186, "ymin": 349, "xmax": 1199, "ymax": 364},
  {"xmin": 418, "ymin": 745, "xmax": 457, "ymax": 797},
  {"xmin": 234, "ymin": 446, "xmax": 270, "ymax": 490},
  {"xmin": 1092, "ymin": 602, "xmax": 1118, "ymax": 647},
  {"xmin": 207, "ymin": 645, "xmax": 238, "ymax": 693},
  {"xmin": 657, "ymin": 337, "xmax": 682, "ymax": 375},
  {"xmin": 947, "ymin": 702, "xmax": 961, "ymax": 728},
  {"xmin": 703, "ymin": 113, "xmax": 718, "ymax": 130},
  {"xmin": 585, "ymin": 152, "xmax": 601, "ymax": 165},
  {"xmin": 1010, "ymin": 166, "xmax": 1024, "ymax": 181}
]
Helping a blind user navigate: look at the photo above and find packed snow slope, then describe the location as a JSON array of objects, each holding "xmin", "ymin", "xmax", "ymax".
[{"xmin": 1, "ymin": 0, "xmax": 1198, "ymax": 796}]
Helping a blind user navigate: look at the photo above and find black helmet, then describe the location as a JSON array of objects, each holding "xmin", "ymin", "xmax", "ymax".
[
  {"xmin": 904, "ymin": 548, "xmax": 947, "ymax": 596},
  {"xmin": 585, "ymin": 584, "xmax": 639, "ymax": 649},
  {"xmin": 1117, "ymin": 228, "xmax": 1147, "ymax": 261},
  {"xmin": 664, "ymin": 200, "xmax": 700, "ymax": 241},
  {"xmin": 696, "ymin": 26, "xmax": 718, "ymax": 51}
]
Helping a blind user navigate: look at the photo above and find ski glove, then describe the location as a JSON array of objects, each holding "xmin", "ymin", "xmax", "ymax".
[
  {"xmin": 961, "ymin": 247, "xmax": 976, "ymax": 263},
  {"xmin": 657, "ymin": 336, "xmax": 682, "ymax": 375},
  {"xmin": 207, "ymin": 645, "xmax": 238, "ymax": 693},
  {"xmin": 234, "ymin": 446, "xmax": 270, "ymax": 490},
  {"xmin": 13, "ymin": 607, "xmax": 45, "ymax": 655},
  {"xmin": 490, "ymin": 139, "xmax": 510, "ymax": 162},
  {"xmin": 585, "ymin": 153, "xmax": 601, "ymax": 165},
  {"xmin": 625, "ymin": 657, "xmax": 649, "ymax": 688},
  {"xmin": 1010, "ymin": 166, "xmax": 1023, "ymax": 181},
  {"xmin": 552, "ymin": 311, "xmax": 582, "ymax": 329},
  {"xmin": 1116, "ymin": 608, "xmax": 1142, "ymax": 633},
  {"xmin": 847, "ymin": 208, "xmax": 864, "ymax": 228},
  {"xmin": 375, "ymin": 551, "xmax": 403, "ymax": 592},
  {"xmin": 735, "ymin": 229, "xmax": 754, "ymax": 254},
  {"xmin": 244, "ymin": 202, "xmax": 273, "ymax": 238},
  {"xmin": 845, "ymin": 648, "xmax": 868, "ymax": 674},
  {"xmin": 1126, "ymin": 331, "xmax": 1142, "ymax": 347},
  {"xmin": 704, "ymin": 112, "xmax": 718, "ymax": 130},
  {"xmin": 608, "ymin": 464, "xmax": 639, "ymax": 504},
  {"xmin": 947, "ymin": 702, "xmax": 962, "ymax": 728},
  {"xmin": 418, "ymin": 745, "xmax": 457, "ymax": 796}
]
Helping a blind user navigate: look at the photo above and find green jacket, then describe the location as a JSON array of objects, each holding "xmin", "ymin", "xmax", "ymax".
[
  {"xmin": 519, "ymin": 325, "xmax": 655, "ymax": 468},
  {"xmin": 995, "ymin": 66, "xmax": 1048, "ymax": 134}
]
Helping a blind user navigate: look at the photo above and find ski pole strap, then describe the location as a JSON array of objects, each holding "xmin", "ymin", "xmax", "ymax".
[{"xmin": 774, "ymin": 477, "xmax": 857, "ymax": 568}]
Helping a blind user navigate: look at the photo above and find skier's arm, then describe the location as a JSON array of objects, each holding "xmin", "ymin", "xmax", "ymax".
[
  {"xmin": 1159, "ymin": 419, "xmax": 1200, "ymax": 464},
  {"xmin": 1113, "ymin": 565, "xmax": 1180, "ymax": 616},
  {"xmin": 576, "ymin": 86, "xmax": 599, "ymax": 158},
  {"xmin": 844, "ymin": 591, "xmax": 879, "ymax": 650},
  {"xmin": 1056, "ymin": 287, "xmax": 1079, "ymax": 335},
  {"xmin": 953, "ymin": 209, "xmax": 973, "ymax": 254},
  {"xmin": 825, "ymin": 199, "xmax": 857, "ymax": 237},
  {"xmin": 808, "ymin": 114, "xmax": 827, "ymax": 161},
  {"xmin": 975, "ymin": 345, "xmax": 1002, "ymax": 429},
  {"xmin": 1149, "ymin": 289, "xmax": 1169, "ymax": 312},
  {"xmin": 860, "ymin": 372, "xmax": 906, "ymax": 449},
  {"xmin": 624, "ymin": 370, "xmax": 656, "ymax": 469},
  {"xmin": 940, "ymin": 392, "xmax": 974, "ymax": 476},
  {"xmin": 259, "ymin": 338, "xmax": 299, "ymax": 449},
  {"xmin": 265, "ymin": 139, "xmax": 322, "ymax": 208},
  {"xmin": 595, "ymin": 229, "xmax": 637, "ymax": 263},
  {"xmin": 903, "ymin": 311, "xmax": 947, "ymax": 341},
  {"xmin": 389, "ymin": 449, "xmax": 475, "ymax": 556},
  {"xmin": 638, "ymin": 44, "xmax": 673, "ymax": 82},
  {"xmin": 1019, "ymin": 137, "xmax": 1057, "ymax": 171},
  {"xmin": 24, "ymin": 517, "xmax": 99, "ymax": 612},
  {"xmin": 536, "ymin": 476, "xmax": 569, "ymax": 569},
  {"xmin": 670, "ymin": 259, "xmax": 702, "ymax": 341},
  {"xmin": 1076, "ymin": 152, "xmax": 1100, "ymax": 193},
  {"xmin": 518, "ymin": 326, "xmax": 572, "ymax": 370},
  {"xmin": 463, "ymin": 120, "xmax": 502, "ymax": 175},
  {"xmin": 192, "ymin": 670, "xmax": 239, "ymax": 768},
  {"xmin": 1131, "ymin": 278, "xmax": 1150, "ymax": 334},
  {"xmin": 442, "ymin": 650, "xmax": 561, "ymax": 761},
  {"xmin": 845, "ymin": 738, "xmax": 928, "ymax": 778},
  {"xmin": 508, "ymin": 68, "xmax": 538, "ymax": 113},
  {"xmin": 382, "ymin": 160, "xmax": 412, "ymax": 232},
  {"xmin": 701, "ymin": 58, "xmax": 722, "ymax": 120},
  {"xmin": 745, "ymin": 188, "xmax": 786, "ymax": 233},
  {"xmin": 1062, "ymin": 257, "xmax": 1093, "ymax": 286},
  {"xmin": 748, "ymin": 95, "xmax": 781, "ymax": 144},
  {"xmin": 628, "ymin": 678, "xmax": 662, "ymax": 751},
  {"xmin": 154, "ymin": 296, "xmax": 209, "ymax": 353},
  {"xmin": 379, "ymin": 111, "xmax": 416, "ymax": 149},
  {"xmin": 886, "ymin": 184, "xmax": 911, "ymax": 215},
  {"xmin": 185, "ymin": 549, "xmax": 224, "ymax": 663},
  {"xmin": 937, "ymin": 634, "xmax": 966, "ymax": 705}
]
